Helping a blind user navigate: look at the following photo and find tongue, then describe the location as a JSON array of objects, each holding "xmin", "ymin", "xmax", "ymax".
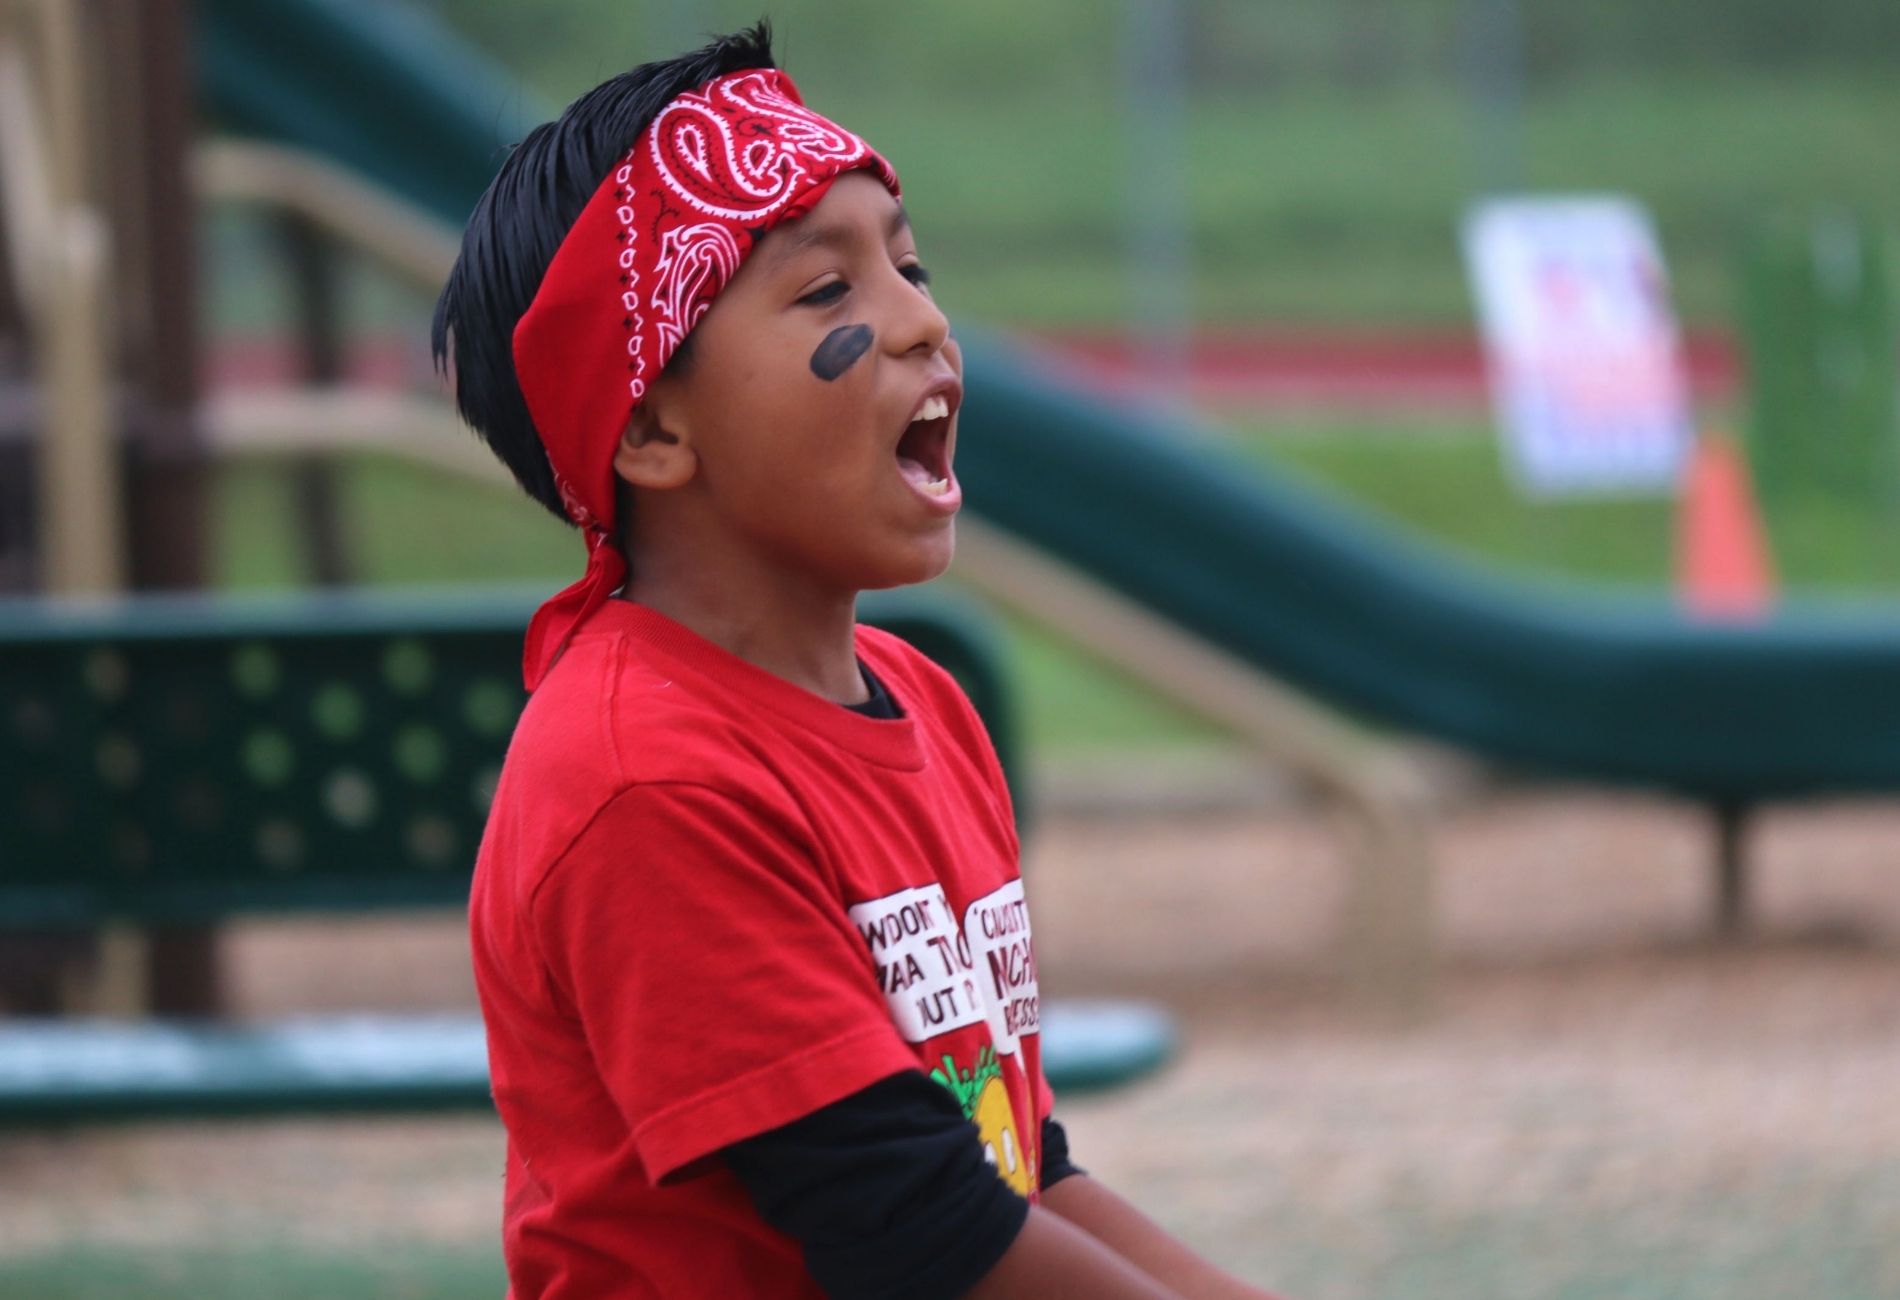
[{"xmin": 897, "ymin": 454, "xmax": 937, "ymax": 488}]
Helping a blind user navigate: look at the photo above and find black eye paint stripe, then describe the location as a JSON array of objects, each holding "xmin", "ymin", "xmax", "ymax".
[{"xmin": 810, "ymin": 324, "xmax": 874, "ymax": 381}]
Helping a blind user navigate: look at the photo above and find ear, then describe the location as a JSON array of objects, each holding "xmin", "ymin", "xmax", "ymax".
[{"xmin": 612, "ymin": 391, "xmax": 697, "ymax": 492}]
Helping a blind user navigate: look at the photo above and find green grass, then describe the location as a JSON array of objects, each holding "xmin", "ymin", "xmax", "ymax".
[
  {"xmin": 1234, "ymin": 416, "xmax": 1680, "ymax": 588},
  {"xmin": 998, "ymin": 615, "xmax": 1221, "ymax": 753},
  {"xmin": 203, "ymin": 61, "xmax": 1900, "ymax": 333},
  {"xmin": 412, "ymin": 0, "xmax": 1900, "ymax": 328},
  {"xmin": 1230, "ymin": 414, "xmax": 1900, "ymax": 595},
  {"xmin": 874, "ymin": 72, "xmax": 1900, "ymax": 327}
]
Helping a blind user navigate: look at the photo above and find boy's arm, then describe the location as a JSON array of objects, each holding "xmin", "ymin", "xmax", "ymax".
[
  {"xmin": 1039, "ymin": 1174, "xmax": 1288, "ymax": 1300},
  {"xmin": 963, "ymin": 1205, "xmax": 1180, "ymax": 1298},
  {"xmin": 727, "ymin": 1071, "xmax": 1180, "ymax": 1300}
]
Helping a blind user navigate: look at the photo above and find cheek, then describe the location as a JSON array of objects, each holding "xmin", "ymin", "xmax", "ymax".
[
  {"xmin": 693, "ymin": 325, "xmax": 885, "ymax": 496},
  {"xmin": 716, "ymin": 380, "xmax": 877, "ymax": 501}
]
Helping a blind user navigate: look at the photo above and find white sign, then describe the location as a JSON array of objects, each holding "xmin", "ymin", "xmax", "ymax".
[{"xmin": 1462, "ymin": 197, "xmax": 1693, "ymax": 497}]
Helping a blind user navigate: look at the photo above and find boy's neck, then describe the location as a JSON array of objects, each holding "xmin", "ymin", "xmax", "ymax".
[{"xmin": 618, "ymin": 547, "xmax": 869, "ymax": 706}]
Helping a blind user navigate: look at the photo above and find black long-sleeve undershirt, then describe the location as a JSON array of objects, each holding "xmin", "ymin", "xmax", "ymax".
[{"xmin": 725, "ymin": 1072, "xmax": 1082, "ymax": 1300}]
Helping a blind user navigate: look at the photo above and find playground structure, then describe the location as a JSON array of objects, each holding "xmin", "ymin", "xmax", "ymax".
[{"xmin": 4, "ymin": 0, "xmax": 1900, "ymax": 1025}]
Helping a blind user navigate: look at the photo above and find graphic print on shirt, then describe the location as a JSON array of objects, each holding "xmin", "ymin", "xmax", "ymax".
[
  {"xmin": 849, "ymin": 884, "xmax": 986, "ymax": 1040},
  {"xmin": 931, "ymin": 1046, "xmax": 1034, "ymax": 1195},
  {"xmin": 962, "ymin": 879, "xmax": 1040, "ymax": 1051},
  {"xmin": 849, "ymin": 881, "xmax": 1043, "ymax": 1197}
]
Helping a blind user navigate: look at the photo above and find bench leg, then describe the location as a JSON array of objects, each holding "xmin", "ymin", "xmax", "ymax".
[
  {"xmin": 1714, "ymin": 802, "xmax": 1751, "ymax": 937},
  {"xmin": 0, "ymin": 934, "xmax": 99, "ymax": 1015},
  {"xmin": 148, "ymin": 925, "xmax": 223, "ymax": 1014}
]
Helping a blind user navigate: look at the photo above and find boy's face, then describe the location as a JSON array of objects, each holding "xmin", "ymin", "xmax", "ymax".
[{"xmin": 628, "ymin": 171, "xmax": 962, "ymax": 595}]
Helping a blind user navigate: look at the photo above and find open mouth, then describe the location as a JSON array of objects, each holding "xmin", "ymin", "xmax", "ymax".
[{"xmin": 896, "ymin": 392, "xmax": 955, "ymax": 498}]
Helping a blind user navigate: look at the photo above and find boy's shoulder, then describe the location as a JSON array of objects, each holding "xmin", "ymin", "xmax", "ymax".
[
  {"xmin": 475, "ymin": 620, "xmax": 827, "ymax": 921},
  {"xmin": 507, "ymin": 622, "xmax": 770, "ymax": 800},
  {"xmin": 486, "ymin": 612, "xmax": 1000, "ymax": 867}
]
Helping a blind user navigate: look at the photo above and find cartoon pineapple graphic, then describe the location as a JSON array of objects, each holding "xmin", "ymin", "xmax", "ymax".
[
  {"xmin": 931, "ymin": 1047, "xmax": 1033, "ymax": 1196},
  {"xmin": 970, "ymin": 1074, "xmax": 1031, "ymax": 1195}
]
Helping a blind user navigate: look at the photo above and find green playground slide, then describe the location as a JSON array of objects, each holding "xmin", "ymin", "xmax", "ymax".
[{"xmin": 197, "ymin": 0, "xmax": 1900, "ymax": 806}]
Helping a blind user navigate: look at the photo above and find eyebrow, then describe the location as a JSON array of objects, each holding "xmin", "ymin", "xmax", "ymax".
[{"xmin": 764, "ymin": 201, "xmax": 911, "ymax": 269}]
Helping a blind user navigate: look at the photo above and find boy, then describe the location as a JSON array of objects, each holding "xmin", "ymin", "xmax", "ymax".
[{"xmin": 436, "ymin": 21, "xmax": 1281, "ymax": 1300}]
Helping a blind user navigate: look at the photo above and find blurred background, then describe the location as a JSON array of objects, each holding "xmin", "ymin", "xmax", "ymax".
[
  {"xmin": 2, "ymin": 1, "xmax": 1898, "ymax": 1297},
  {"xmin": 206, "ymin": 0, "xmax": 1900, "ymax": 722}
]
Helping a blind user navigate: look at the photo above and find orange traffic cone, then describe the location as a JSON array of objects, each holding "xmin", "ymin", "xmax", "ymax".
[{"xmin": 1676, "ymin": 430, "xmax": 1777, "ymax": 620}]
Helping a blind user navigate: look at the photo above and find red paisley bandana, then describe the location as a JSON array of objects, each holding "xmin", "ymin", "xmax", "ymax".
[{"xmin": 511, "ymin": 67, "xmax": 900, "ymax": 690}]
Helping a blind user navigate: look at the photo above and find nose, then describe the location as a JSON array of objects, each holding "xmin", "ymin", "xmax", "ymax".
[{"xmin": 880, "ymin": 263, "xmax": 950, "ymax": 360}]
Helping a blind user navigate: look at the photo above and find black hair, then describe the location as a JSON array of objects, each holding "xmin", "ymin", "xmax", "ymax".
[{"xmin": 431, "ymin": 21, "xmax": 778, "ymax": 528}]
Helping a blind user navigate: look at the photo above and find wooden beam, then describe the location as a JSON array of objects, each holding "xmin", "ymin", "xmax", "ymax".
[
  {"xmin": 108, "ymin": 0, "xmax": 207, "ymax": 594},
  {"xmin": 30, "ymin": 0, "xmax": 123, "ymax": 594}
]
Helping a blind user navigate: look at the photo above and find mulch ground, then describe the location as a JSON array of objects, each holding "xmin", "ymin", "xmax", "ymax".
[{"xmin": 3, "ymin": 787, "xmax": 1897, "ymax": 1298}]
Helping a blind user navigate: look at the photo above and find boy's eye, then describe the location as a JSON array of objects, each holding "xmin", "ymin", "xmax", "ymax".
[
  {"xmin": 797, "ymin": 264, "xmax": 932, "ymax": 308},
  {"xmin": 799, "ymin": 281, "xmax": 848, "ymax": 307}
]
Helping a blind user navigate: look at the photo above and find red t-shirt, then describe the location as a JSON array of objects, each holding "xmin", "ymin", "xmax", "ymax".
[{"xmin": 468, "ymin": 600, "xmax": 1051, "ymax": 1298}]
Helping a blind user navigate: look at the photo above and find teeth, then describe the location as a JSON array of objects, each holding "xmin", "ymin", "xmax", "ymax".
[
  {"xmin": 922, "ymin": 476, "xmax": 950, "ymax": 496},
  {"xmin": 912, "ymin": 394, "xmax": 950, "ymax": 423}
]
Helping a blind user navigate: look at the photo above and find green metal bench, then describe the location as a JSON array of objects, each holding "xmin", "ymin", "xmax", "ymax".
[{"xmin": 0, "ymin": 586, "xmax": 1172, "ymax": 1125}]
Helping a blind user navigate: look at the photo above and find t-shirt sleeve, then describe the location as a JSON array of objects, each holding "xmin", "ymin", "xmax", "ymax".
[{"xmin": 530, "ymin": 781, "xmax": 919, "ymax": 1183}]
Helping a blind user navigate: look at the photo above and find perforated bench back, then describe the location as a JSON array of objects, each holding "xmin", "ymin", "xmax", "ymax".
[{"xmin": 0, "ymin": 588, "xmax": 1017, "ymax": 927}]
